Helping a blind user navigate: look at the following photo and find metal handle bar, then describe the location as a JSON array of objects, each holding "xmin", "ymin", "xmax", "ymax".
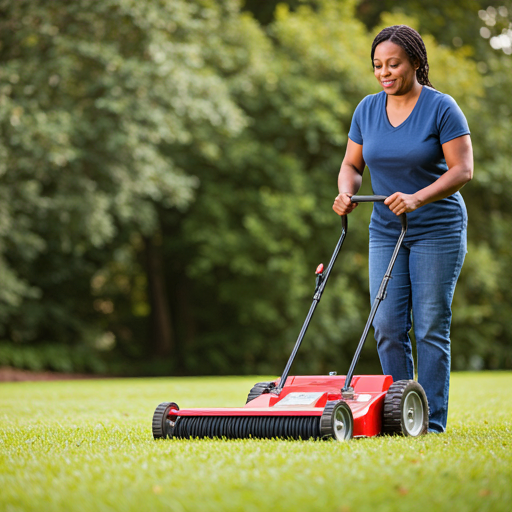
[
  {"xmin": 351, "ymin": 195, "xmax": 387, "ymax": 203},
  {"xmin": 351, "ymin": 194, "xmax": 407, "ymax": 231}
]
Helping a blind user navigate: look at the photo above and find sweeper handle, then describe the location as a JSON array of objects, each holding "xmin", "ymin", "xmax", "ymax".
[
  {"xmin": 275, "ymin": 194, "xmax": 406, "ymax": 396},
  {"xmin": 342, "ymin": 195, "xmax": 408, "ymax": 396}
]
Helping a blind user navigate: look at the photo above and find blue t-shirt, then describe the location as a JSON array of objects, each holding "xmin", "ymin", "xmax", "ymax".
[{"xmin": 348, "ymin": 86, "xmax": 470, "ymax": 240}]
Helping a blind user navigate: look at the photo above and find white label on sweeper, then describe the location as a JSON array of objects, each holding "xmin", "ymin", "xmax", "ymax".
[{"xmin": 276, "ymin": 392, "xmax": 324, "ymax": 406}]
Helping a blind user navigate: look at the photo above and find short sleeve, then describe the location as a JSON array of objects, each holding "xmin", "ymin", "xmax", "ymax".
[
  {"xmin": 348, "ymin": 100, "xmax": 364, "ymax": 145},
  {"xmin": 438, "ymin": 95, "xmax": 470, "ymax": 145}
]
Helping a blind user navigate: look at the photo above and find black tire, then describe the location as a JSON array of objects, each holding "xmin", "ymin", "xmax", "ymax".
[
  {"xmin": 152, "ymin": 402, "xmax": 179, "ymax": 439},
  {"xmin": 382, "ymin": 380, "xmax": 428, "ymax": 436},
  {"xmin": 246, "ymin": 381, "xmax": 275, "ymax": 404},
  {"xmin": 320, "ymin": 400, "xmax": 353, "ymax": 441}
]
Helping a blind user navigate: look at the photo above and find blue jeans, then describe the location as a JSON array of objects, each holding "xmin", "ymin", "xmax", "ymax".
[{"xmin": 369, "ymin": 230, "xmax": 467, "ymax": 433}]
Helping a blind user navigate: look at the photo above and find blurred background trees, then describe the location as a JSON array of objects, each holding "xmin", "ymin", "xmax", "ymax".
[{"xmin": 0, "ymin": 0, "xmax": 511, "ymax": 376}]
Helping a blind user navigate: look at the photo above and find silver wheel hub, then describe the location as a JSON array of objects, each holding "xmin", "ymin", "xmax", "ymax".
[
  {"xmin": 402, "ymin": 391, "xmax": 424, "ymax": 436},
  {"xmin": 333, "ymin": 407, "xmax": 351, "ymax": 441}
]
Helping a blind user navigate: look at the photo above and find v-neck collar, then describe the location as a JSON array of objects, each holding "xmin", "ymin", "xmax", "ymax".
[{"xmin": 383, "ymin": 86, "xmax": 425, "ymax": 130}]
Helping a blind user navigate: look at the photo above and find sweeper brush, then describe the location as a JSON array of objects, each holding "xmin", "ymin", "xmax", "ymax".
[{"xmin": 153, "ymin": 196, "xmax": 429, "ymax": 441}]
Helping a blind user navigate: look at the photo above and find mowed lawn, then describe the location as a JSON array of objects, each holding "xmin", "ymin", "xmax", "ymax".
[{"xmin": 1, "ymin": 372, "xmax": 511, "ymax": 512}]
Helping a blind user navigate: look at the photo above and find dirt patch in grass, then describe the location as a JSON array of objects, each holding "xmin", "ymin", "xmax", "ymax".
[{"xmin": 0, "ymin": 366, "xmax": 105, "ymax": 382}]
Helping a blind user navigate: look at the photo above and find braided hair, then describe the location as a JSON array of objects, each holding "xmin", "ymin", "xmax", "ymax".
[{"xmin": 371, "ymin": 25, "xmax": 434, "ymax": 89}]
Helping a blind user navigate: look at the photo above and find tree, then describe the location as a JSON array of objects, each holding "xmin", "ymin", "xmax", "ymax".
[
  {"xmin": 0, "ymin": 0, "xmax": 248, "ymax": 361},
  {"xmin": 1, "ymin": 0, "xmax": 511, "ymax": 375}
]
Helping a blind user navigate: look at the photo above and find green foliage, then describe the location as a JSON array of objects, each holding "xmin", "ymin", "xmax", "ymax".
[
  {"xmin": 162, "ymin": 0, "xmax": 381, "ymax": 375},
  {"xmin": 1, "ymin": 374, "xmax": 512, "ymax": 511},
  {"xmin": 0, "ymin": 0, "xmax": 511, "ymax": 374},
  {"xmin": 0, "ymin": 0, "xmax": 248, "ymax": 348},
  {"xmin": 0, "ymin": 341, "xmax": 107, "ymax": 373}
]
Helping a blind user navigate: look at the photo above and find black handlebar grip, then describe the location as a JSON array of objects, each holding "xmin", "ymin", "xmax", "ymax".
[
  {"xmin": 350, "ymin": 194, "xmax": 406, "ymax": 230},
  {"xmin": 351, "ymin": 195, "xmax": 388, "ymax": 203}
]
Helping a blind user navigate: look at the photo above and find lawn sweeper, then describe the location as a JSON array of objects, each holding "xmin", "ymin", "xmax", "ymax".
[{"xmin": 152, "ymin": 195, "xmax": 429, "ymax": 441}]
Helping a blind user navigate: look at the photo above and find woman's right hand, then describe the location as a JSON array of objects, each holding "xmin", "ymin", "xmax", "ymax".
[{"xmin": 333, "ymin": 192, "xmax": 358, "ymax": 216}]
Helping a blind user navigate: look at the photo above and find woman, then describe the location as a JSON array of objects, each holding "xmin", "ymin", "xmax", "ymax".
[{"xmin": 333, "ymin": 25, "xmax": 473, "ymax": 433}]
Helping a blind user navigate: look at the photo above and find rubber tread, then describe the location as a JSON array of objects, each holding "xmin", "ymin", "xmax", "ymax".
[
  {"xmin": 382, "ymin": 380, "xmax": 428, "ymax": 436},
  {"xmin": 319, "ymin": 401, "xmax": 336, "ymax": 439},
  {"xmin": 171, "ymin": 415, "xmax": 321, "ymax": 440},
  {"xmin": 246, "ymin": 381, "xmax": 276, "ymax": 404},
  {"xmin": 152, "ymin": 402, "xmax": 179, "ymax": 439}
]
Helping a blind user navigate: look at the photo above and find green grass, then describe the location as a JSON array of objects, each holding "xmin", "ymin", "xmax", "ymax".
[{"xmin": 1, "ymin": 372, "xmax": 511, "ymax": 512}]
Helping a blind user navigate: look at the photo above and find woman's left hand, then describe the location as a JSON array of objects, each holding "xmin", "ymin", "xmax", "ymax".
[{"xmin": 384, "ymin": 192, "xmax": 422, "ymax": 215}]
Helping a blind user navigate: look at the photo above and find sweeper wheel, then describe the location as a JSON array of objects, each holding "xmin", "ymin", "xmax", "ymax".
[
  {"xmin": 152, "ymin": 402, "xmax": 179, "ymax": 439},
  {"xmin": 320, "ymin": 400, "xmax": 353, "ymax": 441},
  {"xmin": 382, "ymin": 380, "xmax": 428, "ymax": 436},
  {"xmin": 246, "ymin": 381, "xmax": 275, "ymax": 404}
]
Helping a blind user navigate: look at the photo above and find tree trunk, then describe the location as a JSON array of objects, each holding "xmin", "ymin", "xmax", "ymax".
[{"xmin": 144, "ymin": 233, "xmax": 173, "ymax": 356}]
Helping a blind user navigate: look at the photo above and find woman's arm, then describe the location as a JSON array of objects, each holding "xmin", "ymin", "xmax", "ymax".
[
  {"xmin": 333, "ymin": 139, "xmax": 366, "ymax": 215},
  {"xmin": 385, "ymin": 134, "xmax": 473, "ymax": 216}
]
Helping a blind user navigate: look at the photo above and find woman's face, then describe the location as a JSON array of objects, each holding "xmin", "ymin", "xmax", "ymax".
[{"xmin": 373, "ymin": 40, "xmax": 419, "ymax": 96}]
